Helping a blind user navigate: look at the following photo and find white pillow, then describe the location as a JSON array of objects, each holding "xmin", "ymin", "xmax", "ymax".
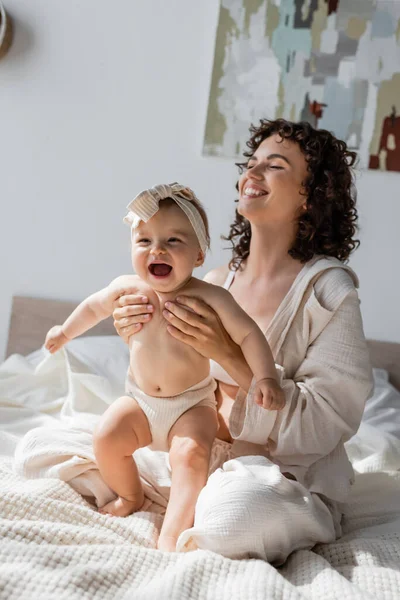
[
  {"xmin": 28, "ymin": 336, "xmax": 130, "ymax": 393},
  {"xmin": 66, "ymin": 335, "xmax": 130, "ymax": 384},
  {"xmin": 361, "ymin": 368, "xmax": 400, "ymax": 440}
]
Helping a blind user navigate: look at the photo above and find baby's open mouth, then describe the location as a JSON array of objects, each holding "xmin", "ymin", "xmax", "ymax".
[{"xmin": 148, "ymin": 263, "xmax": 173, "ymax": 277}]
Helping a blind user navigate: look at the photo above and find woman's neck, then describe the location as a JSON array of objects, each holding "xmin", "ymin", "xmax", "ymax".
[{"xmin": 242, "ymin": 222, "xmax": 300, "ymax": 281}]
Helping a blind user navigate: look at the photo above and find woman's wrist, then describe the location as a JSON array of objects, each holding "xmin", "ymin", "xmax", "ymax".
[{"xmin": 218, "ymin": 342, "xmax": 253, "ymax": 392}]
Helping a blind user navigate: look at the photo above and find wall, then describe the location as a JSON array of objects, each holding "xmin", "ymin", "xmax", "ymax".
[
  {"xmin": 349, "ymin": 170, "xmax": 400, "ymax": 342},
  {"xmin": 1, "ymin": 0, "xmax": 399, "ymax": 360}
]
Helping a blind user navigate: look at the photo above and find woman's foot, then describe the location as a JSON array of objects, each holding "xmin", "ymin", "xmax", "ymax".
[
  {"xmin": 157, "ymin": 534, "xmax": 178, "ymax": 552},
  {"xmin": 99, "ymin": 493, "xmax": 144, "ymax": 517}
]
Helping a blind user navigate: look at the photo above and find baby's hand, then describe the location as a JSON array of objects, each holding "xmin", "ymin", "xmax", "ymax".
[
  {"xmin": 254, "ymin": 378, "xmax": 285, "ymax": 411},
  {"xmin": 44, "ymin": 326, "xmax": 69, "ymax": 354}
]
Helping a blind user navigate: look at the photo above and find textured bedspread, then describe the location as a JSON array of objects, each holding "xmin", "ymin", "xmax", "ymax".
[{"xmin": 1, "ymin": 348, "xmax": 400, "ymax": 599}]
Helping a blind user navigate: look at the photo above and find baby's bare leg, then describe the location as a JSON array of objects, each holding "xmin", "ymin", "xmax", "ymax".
[
  {"xmin": 93, "ymin": 395, "xmax": 152, "ymax": 517},
  {"xmin": 158, "ymin": 405, "xmax": 218, "ymax": 552}
]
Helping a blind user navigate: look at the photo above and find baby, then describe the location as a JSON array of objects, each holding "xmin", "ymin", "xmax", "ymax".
[{"xmin": 45, "ymin": 183, "xmax": 285, "ymax": 552}]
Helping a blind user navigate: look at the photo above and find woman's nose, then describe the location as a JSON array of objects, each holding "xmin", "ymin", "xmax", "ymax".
[{"xmin": 247, "ymin": 164, "xmax": 264, "ymax": 180}]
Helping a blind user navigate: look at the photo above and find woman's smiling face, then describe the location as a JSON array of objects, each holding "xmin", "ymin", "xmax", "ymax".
[{"xmin": 238, "ymin": 134, "xmax": 309, "ymax": 225}]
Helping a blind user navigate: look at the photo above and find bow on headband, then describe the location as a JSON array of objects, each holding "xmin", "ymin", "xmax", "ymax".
[{"xmin": 124, "ymin": 183, "xmax": 209, "ymax": 253}]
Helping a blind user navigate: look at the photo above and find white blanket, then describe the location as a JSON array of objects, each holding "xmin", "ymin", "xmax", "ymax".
[{"xmin": 1, "ymin": 346, "xmax": 400, "ymax": 599}]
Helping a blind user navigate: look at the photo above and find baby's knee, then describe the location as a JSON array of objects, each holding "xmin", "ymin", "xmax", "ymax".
[
  {"xmin": 93, "ymin": 419, "xmax": 119, "ymax": 454},
  {"xmin": 93, "ymin": 416, "xmax": 135, "ymax": 459},
  {"xmin": 169, "ymin": 437, "xmax": 211, "ymax": 470},
  {"xmin": 94, "ymin": 396, "xmax": 151, "ymax": 456}
]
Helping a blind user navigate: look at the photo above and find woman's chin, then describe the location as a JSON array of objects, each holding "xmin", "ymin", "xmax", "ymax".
[{"xmin": 238, "ymin": 202, "xmax": 261, "ymax": 219}]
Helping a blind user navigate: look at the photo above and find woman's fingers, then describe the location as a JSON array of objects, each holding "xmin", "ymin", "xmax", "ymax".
[
  {"xmin": 125, "ymin": 323, "xmax": 143, "ymax": 333},
  {"xmin": 113, "ymin": 311, "xmax": 152, "ymax": 332},
  {"xmin": 112, "ymin": 294, "xmax": 149, "ymax": 311},
  {"xmin": 163, "ymin": 308, "xmax": 199, "ymax": 335},
  {"xmin": 112, "ymin": 307, "xmax": 151, "ymax": 331},
  {"xmin": 119, "ymin": 294, "xmax": 148, "ymax": 307},
  {"xmin": 175, "ymin": 295, "xmax": 213, "ymax": 318},
  {"xmin": 113, "ymin": 298, "xmax": 153, "ymax": 323},
  {"xmin": 166, "ymin": 319, "xmax": 213, "ymax": 358},
  {"xmin": 166, "ymin": 324, "xmax": 199, "ymax": 349},
  {"xmin": 115, "ymin": 314, "xmax": 151, "ymax": 329},
  {"xmin": 116, "ymin": 304, "xmax": 153, "ymax": 318},
  {"xmin": 111, "ymin": 294, "xmax": 153, "ymax": 341},
  {"xmin": 164, "ymin": 301, "xmax": 205, "ymax": 328},
  {"xmin": 114, "ymin": 322, "xmax": 143, "ymax": 340},
  {"xmin": 163, "ymin": 297, "xmax": 234, "ymax": 362}
]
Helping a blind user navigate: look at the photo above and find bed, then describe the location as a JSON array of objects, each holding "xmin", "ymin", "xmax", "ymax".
[{"xmin": 1, "ymin": 295, "xmax": 400, "ymax": 599}]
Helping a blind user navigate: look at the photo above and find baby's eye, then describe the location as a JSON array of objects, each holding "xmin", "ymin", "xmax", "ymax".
[
  {"xmin": 168, "ymin": 238, "xmax": 181, "ymax": 243},
  {"xmin": 137, "ymin": 238, "xmax": 151, "ymax": 243}
]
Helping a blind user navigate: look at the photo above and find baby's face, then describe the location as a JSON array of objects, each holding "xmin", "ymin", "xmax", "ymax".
[{"xmin": 131, "ymin": 203, "xmax": 204, "ymax": 292}]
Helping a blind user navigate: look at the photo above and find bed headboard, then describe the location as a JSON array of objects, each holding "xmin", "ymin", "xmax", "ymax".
[
  {"xmin": 5, "ymin": 295, "xmax": 400, "ymax": 391},
  {"xmin": 366, "ymin": 339, "xmax": 400, "ymax": 391},
  {"xmin": 6, "ymin": 296, "xmax": 116, "ymax": 358}
]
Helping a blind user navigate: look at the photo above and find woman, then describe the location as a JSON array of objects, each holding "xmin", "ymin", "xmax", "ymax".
[{"xmin": 112, "ymin": 118, "xmax": 373, "ymax": 563}]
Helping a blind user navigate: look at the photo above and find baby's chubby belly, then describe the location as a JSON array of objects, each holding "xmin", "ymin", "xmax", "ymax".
[{"xmin": 128, "ymin": 315, "xmax": 210, "ymax": 397}]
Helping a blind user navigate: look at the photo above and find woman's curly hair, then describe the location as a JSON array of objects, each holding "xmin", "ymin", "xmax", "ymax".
[{"xmin": 223, "ymin": 118, "xmax": 359, "ymax": 270}]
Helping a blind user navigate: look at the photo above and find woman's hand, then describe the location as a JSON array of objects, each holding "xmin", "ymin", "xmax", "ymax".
[
  {"xmin": 162, "ymin": 295, "xmax": 237, "ymax": 362},
  {"xmin": 112, "ymin": 294, "xmax": 154, "ymax": 344}
]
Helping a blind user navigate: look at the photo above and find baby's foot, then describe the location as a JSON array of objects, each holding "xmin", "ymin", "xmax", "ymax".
[
  {"xmin": 99, "ymin": 493, "xmax": 144, "ymax": 517},
  {"xmin": 157, "ymin": 534, "xmax": 178, "ymax": 552}
]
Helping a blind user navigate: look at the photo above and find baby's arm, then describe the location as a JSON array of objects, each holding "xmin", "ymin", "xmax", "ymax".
[
  {"xmin": 198, "ymin": 284, "xmax": 285, "ymax": 409},
  {"xmin": 201, "ymin": 285, "xmax": 275, "ymax": 380},
  {"xmin": 45, "ymin": 275, "xmax": 140, "ymax": 353}
]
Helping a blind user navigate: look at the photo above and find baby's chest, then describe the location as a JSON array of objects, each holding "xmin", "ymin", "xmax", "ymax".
[{"xmin": 129, "ymin": 311, "xmax": 191, "ymax": 357}]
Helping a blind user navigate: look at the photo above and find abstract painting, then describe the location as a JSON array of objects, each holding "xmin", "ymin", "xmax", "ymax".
[{"xmin": 204, "ymin": 0, "xmax": 400, "ymax": 171}]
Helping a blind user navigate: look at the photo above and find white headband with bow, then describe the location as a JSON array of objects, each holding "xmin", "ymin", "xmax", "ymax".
[{"xmin": 124, "ymin": 183, "xmax": 209, "ymax": 253}]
